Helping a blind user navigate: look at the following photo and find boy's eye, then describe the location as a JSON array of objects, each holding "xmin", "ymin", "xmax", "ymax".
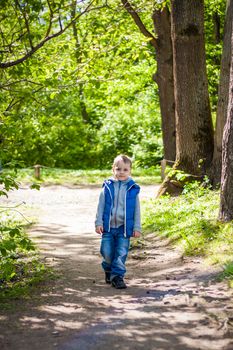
[{"xmin": 115, "ymin": 167, "xmax": 130, "ymax": 172}]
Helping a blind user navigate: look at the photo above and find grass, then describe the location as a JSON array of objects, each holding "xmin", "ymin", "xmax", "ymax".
[
  {"xmin": 142, "ymin": 182, "xmax": 233, "ymax": 287},
  {"xmin": 0, "ymin": 254, "xmax": 53, "ymax": 303},
  {"xmin": 0, "ymin": 258, "xmax": 54, "ymax": 304},
  {"xmin": 220, "ymin": 262, "xmax": 233, "ymax": 287},
  {"xmin": 4, "ymin": 166, "xmax": 162, "ymax": 186},
  {"xmin": 0, "ymin": 212, "xmax": 54, "ymax": 302}
]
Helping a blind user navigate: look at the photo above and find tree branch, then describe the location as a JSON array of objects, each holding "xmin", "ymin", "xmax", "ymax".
[
  {"xmin": 0, "ymin": 79, "xmax": 44, "ymax": 89},
  {"xmin": 0, "ymin": 0, "xmax": 95, "ymax": 69},
  {"xmin": 121, "ymin": 0, "xmax": 158, "ymax": 49},
  {"xmin": 4, "ymin": 98, "xmax": 20, "ymax": 112},
  {"xmin": 16, "ymin": 0, "xmax": 34, "ymax": 49},
  {"xmin": 45, "ymin": 0, "xmax": 54, "ymax": 37}
]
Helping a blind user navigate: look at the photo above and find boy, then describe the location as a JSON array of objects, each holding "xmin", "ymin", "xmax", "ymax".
[{"xmin": 95, "ymin": 154, "xmax": 141, "ymax": 289}]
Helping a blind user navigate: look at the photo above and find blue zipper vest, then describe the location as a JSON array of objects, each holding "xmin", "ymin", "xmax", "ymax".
[{"xmin": 102, "ymin": 178, "xmax": 140, "ymax": 237}]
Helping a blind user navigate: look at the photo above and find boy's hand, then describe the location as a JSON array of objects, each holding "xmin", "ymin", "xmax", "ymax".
[
  {"xmin": 96, "ymin": 226, "xmax": 103, "ymax": 234},
  {"xmin": 133, "ymin": 231, "xmax": 141, "ymax": 238}
]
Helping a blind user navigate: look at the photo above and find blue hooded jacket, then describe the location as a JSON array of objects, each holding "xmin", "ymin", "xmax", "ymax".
[{"xmin": 102, "ymin": 178, "xmax": 140, "ymax": 237}]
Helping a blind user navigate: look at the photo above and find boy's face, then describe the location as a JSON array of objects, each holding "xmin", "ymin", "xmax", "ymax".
[{"xmin": 113, "ymin": 160, "xmax": 131, "ymax": 181}]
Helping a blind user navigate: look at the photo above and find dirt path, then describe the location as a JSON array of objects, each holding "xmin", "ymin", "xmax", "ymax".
[{"xmin": 0, "ymin": 185, "xmax": 233, "ymax": 350}]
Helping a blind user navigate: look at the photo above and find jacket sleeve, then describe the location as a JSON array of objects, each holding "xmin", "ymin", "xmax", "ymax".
[
  {"xmin": 95, "ymin": 188, "xmax": 105, "ymax": 227},
  {"xmin": 133, "ymin": 194, "xmax": 141, "ymax": 232}
]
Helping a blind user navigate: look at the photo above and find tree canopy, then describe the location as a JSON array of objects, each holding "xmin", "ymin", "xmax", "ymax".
[{"xmin": 0, "ymin": 0, "xmax": 227, "ymax": 169}]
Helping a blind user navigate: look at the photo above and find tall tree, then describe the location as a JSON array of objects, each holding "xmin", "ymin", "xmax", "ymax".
[
  {"xmin": 212, "ymin": 0, "xmax": 233, "ymax": 186},
  {"xmin": 171, "ymin": 0, "xmax": 214, "ymax": 175},
  {"xmin": 121, "ymin": 0, "xmax": 176, "ymax": 162},
  {"xmin": 152, "ymin": 6, "xmax": 176, "ymax": 162},
  {"xmin": 157, "ymin": 0, "xmax": 215, "ymax": 197},
  {"xmin": 219, "ymin": 14, "xmax": 233, "ymax": 222}
]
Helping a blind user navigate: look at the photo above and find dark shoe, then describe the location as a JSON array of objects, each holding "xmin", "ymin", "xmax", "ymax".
[
  {"xmin": 111, "ymin": 276, "xmax": 127, "ymax": 289},
  {"xmin": 105, "ymin": 272, "xmax": 111, "ymax": 284}
]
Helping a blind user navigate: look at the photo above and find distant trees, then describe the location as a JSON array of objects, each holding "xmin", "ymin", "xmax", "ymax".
[{"xmin": 70, "ymin": 0, "xmax": 90, "ymax": 124}]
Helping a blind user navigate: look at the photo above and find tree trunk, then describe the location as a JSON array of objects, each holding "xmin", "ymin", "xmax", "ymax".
[
  {"xmin": 171, "ymin": 0, "xmax": 214, "ymax": 175},
  {"xmin": 212, "ymin": 0, "xmax": 233, "ymax": 187},
  {"xmin": 157, "ymin": 0, "xmax": 214, "ymax": 197},
  {"xmin": 121, "ymin": 1, "xmax": 176, "ymax": 162},
  {"xmin": 213, "ymin": 12, "xmax": 221, "ymax": 44},
  {"xmin": 219, "ymin": 17, "xmax": 233, "ymax": 222},
  {"xmin": 152, "ymin": 7, "xmax": 176, "ymax": 162}
]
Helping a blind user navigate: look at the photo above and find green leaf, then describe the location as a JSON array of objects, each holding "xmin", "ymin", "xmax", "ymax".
[{"xmin": 30, "ymin": 183, "xmax": 40, "ymax": 190}]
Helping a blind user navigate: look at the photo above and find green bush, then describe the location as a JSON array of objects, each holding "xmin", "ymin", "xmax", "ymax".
[{"xmin": 0, "ymin": 170, "xmax": 48, "ymax": 298}]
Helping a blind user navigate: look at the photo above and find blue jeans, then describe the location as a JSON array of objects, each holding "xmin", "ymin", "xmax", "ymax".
[{"xmin": 100, "ymin": 226, "xmax": 130, "ymax": 280}]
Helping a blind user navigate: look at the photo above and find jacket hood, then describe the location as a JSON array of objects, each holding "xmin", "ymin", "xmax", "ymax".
[
  {"xmin": 108, "ymin": 176, "xmax": 132, "ymax": 184},
  {"xmin": 104, "ymin": 177, "xmax": 140, "ymax": 189}
]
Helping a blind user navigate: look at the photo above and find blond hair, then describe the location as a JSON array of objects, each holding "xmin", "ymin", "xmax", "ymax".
[{"xmin": 112, "ymin": 154, "xmax": 132, "ymax": 168}]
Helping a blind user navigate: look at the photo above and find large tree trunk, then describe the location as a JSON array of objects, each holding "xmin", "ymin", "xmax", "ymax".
[
  {"xmin": 219, "ymin": 18, "xmax": 233, "ymax": 222},
  {"xmin": 171, "ymin": 0, "xmax": 214, "ymax": 175},
  {"xmin": 157, "ymin": 0, "xmax": 214, "ymax": 197},
  {"xmin": 152, "ymin": 7, "xmax": 176, "ymax": 162},
  {"xmin": 212, "ymin": 0, "xmax": 233, "ymax": 187}
]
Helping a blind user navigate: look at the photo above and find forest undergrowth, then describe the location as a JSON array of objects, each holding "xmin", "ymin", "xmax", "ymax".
[
  {"xmin": 0, "ymin": 170, "xmax": 52, "ymax": 301},
  {"xmin": 0, "ymin": 213, "xmax": 51, "ymax": 302},
  {"xmin": 142, "ymin": 179, "xmax": 233, "ymax": 288}
]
